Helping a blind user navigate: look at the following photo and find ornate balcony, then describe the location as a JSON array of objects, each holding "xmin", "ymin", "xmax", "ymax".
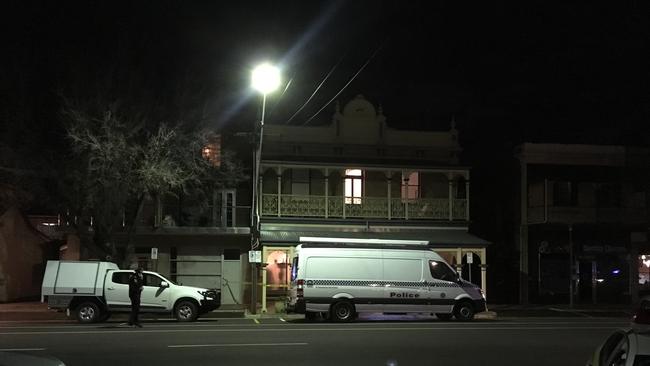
[{"xmin": 261, "ymin": 194, "xmax": 468, "ymax": 221}]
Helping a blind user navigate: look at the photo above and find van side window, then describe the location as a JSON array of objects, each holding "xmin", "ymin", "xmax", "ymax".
[
  {"xmin": 429, "ymin": 261, "xmax": 457, "ymax": 282},
  {"xmin": 112, "ymin": 272, "xmax": 130, "ymax": 285}
]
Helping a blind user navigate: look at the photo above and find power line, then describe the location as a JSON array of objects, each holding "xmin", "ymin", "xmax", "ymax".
[
  {"xmin": 301, "ymin": 41, "xmax": 385, "ymax": 126},
  {"xmin": 268, "ymin": 76, "xmax": 294, "ymax": 117},
  {"xmin": 285, "ymin": 54, "xmax": 346, "ymax": 124}
]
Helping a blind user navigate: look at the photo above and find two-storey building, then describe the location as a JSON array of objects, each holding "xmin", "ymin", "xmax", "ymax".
[
  {"xmin": 256, "ymin": 95, "xmax": 489, "ymax": 313},
  {"xmin": 516, "ymin": 143, "xmax": 650, "ymax": 305}
]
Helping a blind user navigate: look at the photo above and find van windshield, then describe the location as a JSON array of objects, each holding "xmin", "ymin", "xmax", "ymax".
[{"xmin": 429, "ymin": 260, "xmax": 457, "ymax": 282}]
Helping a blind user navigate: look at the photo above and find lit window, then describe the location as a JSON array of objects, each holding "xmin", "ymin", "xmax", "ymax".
[
  {"xmin": 345, "ymin": 169, "xmax": 363, "ymax": 204},
  {"xmin": 202, "ymin": 134, "xmax": 222, "ymax": 167},
  {"xmin": 401, "ymin": 172, "xmax": 419, "ymax": 199}
]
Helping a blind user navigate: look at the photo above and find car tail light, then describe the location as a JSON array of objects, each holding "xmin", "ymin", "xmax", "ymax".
[{"xmin": 297, "ymin": 279, "xmax": 304, "ymax": 298}]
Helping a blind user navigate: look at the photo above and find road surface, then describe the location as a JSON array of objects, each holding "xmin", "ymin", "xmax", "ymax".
[{"xmin": 0, "ymin": 316, "xmax": 628, "ymax": 366}]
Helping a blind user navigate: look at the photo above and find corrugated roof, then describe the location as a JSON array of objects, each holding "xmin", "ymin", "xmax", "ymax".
[{"xmin": 261, "ymin": 229, "xmax": 490, "ymax": 247}]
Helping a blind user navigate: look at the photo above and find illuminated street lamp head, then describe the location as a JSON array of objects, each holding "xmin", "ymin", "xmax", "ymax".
[{"xmin": 251, "ymin": 63, "xmax": 281, "ymax": 94}]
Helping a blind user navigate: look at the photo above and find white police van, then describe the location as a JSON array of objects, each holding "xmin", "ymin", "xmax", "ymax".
[{"xmin": 287, "ymin": 237, "xmax": 486, "ymax": 322}]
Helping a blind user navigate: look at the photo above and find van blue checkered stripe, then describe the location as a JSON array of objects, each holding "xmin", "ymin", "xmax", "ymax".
[{"xmin": 308, "ymin": 280, "xmax": 473, "ymax": 288}]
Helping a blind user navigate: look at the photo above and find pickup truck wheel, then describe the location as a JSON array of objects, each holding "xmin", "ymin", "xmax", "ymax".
[
  {"xmin": 330, "ymin": 301, "xmax": 355, "ymax": 323},
  {"xmin": 175, "ymin": 300, "xmax": 198, "ymax": 322},
  {"xmin": 76, "ymin": 302, "xmax": 101, "ymax": 323}
]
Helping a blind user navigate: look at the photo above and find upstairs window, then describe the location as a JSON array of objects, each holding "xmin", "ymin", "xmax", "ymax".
[
  {"xmin": 345, "ymin": 169, "xmax": 363, "ymax": 204},
  {"xmin": 401, "ymin": 172, "xmax": 420, "ymax": 200},
  {"xmin": 596, "ymin": 183, "xmax": 621, "ymax": 208},
  {"xmin": 553, "ymin": 181, "xmax": 577, "ymax": 206}
]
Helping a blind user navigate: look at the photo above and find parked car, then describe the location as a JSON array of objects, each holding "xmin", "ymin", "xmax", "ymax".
[
  {"xmin": 586, "ymin": 329, "xmax": 650, "ymax": 366},
  {"xmin": 41, "ymin": 260, "xmax": 221, "ymax": 323}
]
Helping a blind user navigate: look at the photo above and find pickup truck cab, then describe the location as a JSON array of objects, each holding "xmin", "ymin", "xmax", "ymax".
[{"xmin": 42, "ymin": 261, "xmax": 220, "ymax": 323}]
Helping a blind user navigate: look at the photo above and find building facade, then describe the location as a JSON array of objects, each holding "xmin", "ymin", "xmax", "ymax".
[
  {"xmin": 516, "ymin": 143, "xmax": 650, "ymax": 305},
  {"xmin": 257, "ymin": 95, "xmax": 489, "ymax": 313}
]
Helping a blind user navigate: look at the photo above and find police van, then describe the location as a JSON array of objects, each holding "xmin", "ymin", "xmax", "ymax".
[{"xmin": 287, "ymin": 237, "xmax": 486, "ymax": 322}]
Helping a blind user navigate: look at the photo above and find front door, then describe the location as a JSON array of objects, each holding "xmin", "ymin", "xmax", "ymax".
[
  {"xmin": 427, "ymin": 260, "xmax": 458, "ymax": 313},
  {"xmin": 262, "ymin": 247, "xmax": 294, "ymax": 312},
  {"xmin": 140, "ymin": 273, "xmax": 171, "ymax": 310}
]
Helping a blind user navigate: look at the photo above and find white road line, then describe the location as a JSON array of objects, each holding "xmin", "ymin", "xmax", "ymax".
[
  {"xmin": 168, "ymin": 342, "xmax": 308, "ymax": 348},
  {"xmin": 0, "ymin": 320, "xmax": 626, "ymax": 330},
  {"xmin": 0, "ymin": 326, "xmax": 621, "ymax": 335},
  {"xmin": 0, "ymin": 348, "xmax": 46, "ymax": 351}
]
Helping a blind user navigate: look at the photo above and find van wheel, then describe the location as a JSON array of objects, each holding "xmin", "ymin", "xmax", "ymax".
[
  {"xmin": 453, "ymin": 301, "xmax": 475, "ymax": 321},
  {"xmin": 175, "ymin": 300, "xmax": 198, "ymax": 322},
  {"xmin": 76, "ymin": 302, "xmax": 101, "ymax": 323},
  {"xmin": 436, "ymin": 313, "xmax": 453, "ymax": 321},
  {"xmin": 331, "ymin": 301, "xmax": 355, "ymax": 322}
]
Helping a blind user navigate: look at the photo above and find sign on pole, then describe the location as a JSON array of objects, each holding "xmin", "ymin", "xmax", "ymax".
[
  {"xmin": 466, "ymin": 254, "xmax": 473, "ymax": 264},
  {"xmin": 249, "ymin": 250, "xmax": 262, "ymax": 263},
  {"xmin": 151, "ymin": 247, "xmax": 158, "ymax": 260}
]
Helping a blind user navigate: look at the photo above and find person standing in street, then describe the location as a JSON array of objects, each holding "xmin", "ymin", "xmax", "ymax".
[{"xmin": 128, "ymin": 267, "xmax": 144, "ymax": 328}]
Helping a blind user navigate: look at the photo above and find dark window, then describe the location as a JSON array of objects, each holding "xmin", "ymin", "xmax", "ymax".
[
  {"xmin": 224, "ymin": 249, "xmax": 240, "ymax": 260},
  {"xmin": 634, "ymin": 355, "xmax": 650, "ymax": 366},
  {"xmin": 429, "ymin": 260, "xmax": 457, "ymax": 282},
  {"xmin": 456, "ymin": 177, "xmax": 467, "ymax": 199},
  {"xmin": 144, "ymin": 274, "xmax": 162, "ymax": 287},
  {"xmin": 553, "ymin": 181, "xmax": 577, "ymax": 206},
  {"xmin": 596, "ymin": 183, "xmax": 622, "ymax": 208},
  {"xmin": 170, "ymin": 247, "xmax": 177, "ymax": 283},
  {"xmin": 112, "ymin": 272, "xmax": 131, "ymax": 285}
]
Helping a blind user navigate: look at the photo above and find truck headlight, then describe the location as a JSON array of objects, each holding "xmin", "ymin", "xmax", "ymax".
[{"xmin": 199, "ymin": 290, "xmax": 216, "ymax": 300}]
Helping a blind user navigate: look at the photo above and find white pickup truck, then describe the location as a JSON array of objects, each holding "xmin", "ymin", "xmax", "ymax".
[{"xmin": 41, "ymin": 260, "xmax": 221, "ymax": 323}]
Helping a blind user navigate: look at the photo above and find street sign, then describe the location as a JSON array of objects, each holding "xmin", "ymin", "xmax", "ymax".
[
  {"xmin": 249, "ymin": 250, "xmax": 262, "ymax": 263},
  {"xmin": 466, "ymin": 254, "xmax": 473, "ymax": 264},
  {"xmin": 151, "ymin": 247, "xmax": 158, "ymax": 260}
]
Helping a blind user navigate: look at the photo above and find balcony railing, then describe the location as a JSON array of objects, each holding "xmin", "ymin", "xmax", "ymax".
[{"xmin": 261, "ymin": 194, "xmax": 468, "ymax": 221}]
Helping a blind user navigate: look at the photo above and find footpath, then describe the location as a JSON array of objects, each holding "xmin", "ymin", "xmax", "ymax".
[{"xmin": 0, "ymin": 301, "xmax": 632, "ymax": 322}]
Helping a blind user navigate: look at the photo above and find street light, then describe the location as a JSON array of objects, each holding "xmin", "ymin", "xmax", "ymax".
[{"xmin": 250, "ymin": 62, "xmax": 280, "ymax": 314}]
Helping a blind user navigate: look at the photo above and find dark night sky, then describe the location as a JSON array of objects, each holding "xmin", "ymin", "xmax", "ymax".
[{"xmin": 4, "ymin": 1, "xmax": 650, "ymax": 156}]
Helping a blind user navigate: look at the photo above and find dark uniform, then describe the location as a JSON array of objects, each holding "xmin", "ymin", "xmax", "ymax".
[{"xmin": 128, "ymin": 268, "xmax": 144, "ymax": 327}]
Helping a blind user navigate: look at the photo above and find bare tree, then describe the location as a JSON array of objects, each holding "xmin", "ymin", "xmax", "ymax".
[{"xmin": 62, "ymin": 103, "xmax": 243, "ymax": 267}]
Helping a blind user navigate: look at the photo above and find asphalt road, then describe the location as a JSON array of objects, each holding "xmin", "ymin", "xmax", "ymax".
[{"xmin": 0, "ymin": 316, "xmax": 629, "ymax": 366}]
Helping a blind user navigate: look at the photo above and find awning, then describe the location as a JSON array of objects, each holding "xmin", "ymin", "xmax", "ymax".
[{"xmin": 260, "ymin": 229, "xmax": 490, "ymax": 247}]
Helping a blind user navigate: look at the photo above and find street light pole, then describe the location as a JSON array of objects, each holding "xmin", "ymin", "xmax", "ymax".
[
  {"xmin": 250, "ymin": 94, "xmax": 266, "ymax": 315},
  {"xmin": 250, "ymin": 63, "xmax": 280, "ymax": 315}
]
